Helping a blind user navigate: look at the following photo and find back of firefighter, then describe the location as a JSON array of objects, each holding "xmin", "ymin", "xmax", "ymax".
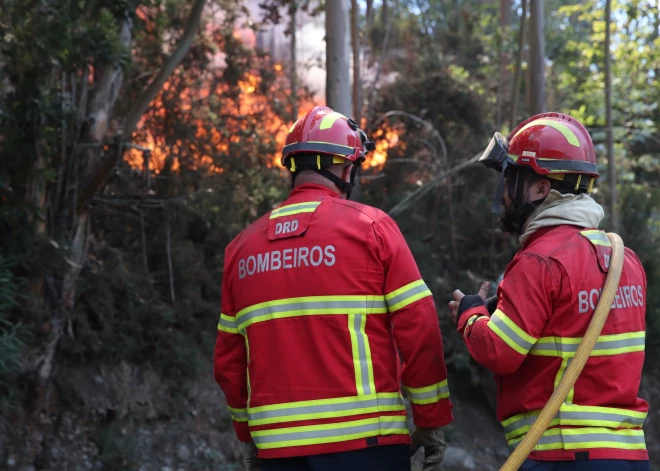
[
  {"xmin": 449, "ymin": 113, "xmax": 649, "ymax": 471},
  {"xmin": 214, "ymin": 106, "xmax": 453, "ymax": 471}
]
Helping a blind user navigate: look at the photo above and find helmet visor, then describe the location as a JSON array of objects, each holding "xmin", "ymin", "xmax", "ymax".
[{"xmin": 479, "ymin": 132, "xmax": 513, "ymax": 171}]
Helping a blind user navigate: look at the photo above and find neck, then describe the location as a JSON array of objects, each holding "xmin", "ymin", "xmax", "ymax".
[{"xmin": 294, "ymin": 171, "xmax": 344, "ymax": 196}]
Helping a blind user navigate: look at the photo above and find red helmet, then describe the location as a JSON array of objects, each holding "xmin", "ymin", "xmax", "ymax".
[
  {"xmin": 281, "ymin": 106, "xmax": 374, "ymax": 199},
  {"xmin": 480, "ymin": 112, "xmax": 599, "ymax": 192},
  {"xmin": 282, "ymin": 106, "xmax": 372, "ymax": 169}
]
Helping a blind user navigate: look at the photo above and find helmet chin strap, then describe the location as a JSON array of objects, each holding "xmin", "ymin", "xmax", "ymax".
[
  {"xmin": 314, "ymin": 168, "xmax": 354, "ymax": 199},
  {"xmin": 291, "ymin": 165, "xmax": 359, "ymax": 199},
  {"xmin": 497, "ymin": 166, "xmax": 546, "ymax": 234}
]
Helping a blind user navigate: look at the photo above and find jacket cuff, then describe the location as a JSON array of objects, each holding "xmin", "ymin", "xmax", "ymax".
[
  {"xmin": 233, "ymin": 421, "xmax": 252, "ymax": 442},
  {"xmin": 457, "ymin": 305, "xmax": 489, "ymax": 334},
  {"xmin": 411, "ymin": 399, "xmax": 453, "ymax": 428}
]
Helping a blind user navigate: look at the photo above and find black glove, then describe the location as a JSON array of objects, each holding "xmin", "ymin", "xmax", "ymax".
[
  {"xmin": 455, "ymin": 294, "xmax": 486, "ymax": 327},
  {"xmin": 410, "ymin": 426, "xmax": 448, "ymax": 471}
]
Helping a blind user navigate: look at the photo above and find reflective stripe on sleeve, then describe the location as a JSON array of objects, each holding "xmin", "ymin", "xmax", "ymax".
[
  {"xmin": 385, "ymin": 280, "xmax": 432, "ymax": 312},
  {"xmin": 251, "ymin": 415, "xmax": 409, "ymax": 449},
  {"xmin": 403, "ymin": 380, "xmax": 449, "ymax": 405},
  {"xmin": 530, "ymin": 331, "xmax": 645, "ymax": 357},
  {"xmin": 217, "ymin": 313, "xmax": 239, "ymax": 334},
  {"xmin": 248, "ymin": 392, "xmax": 405, "ymax": 426},
  {"xmin": 236, "ymin": 295, "xmax": 388, "ymax": 330},
  {"xmin": 228, "ymin": 405, "xmax": 248, "ymax": 423},
  {"xmin": 270, "ymin": 201, "xmax": 321, "ymax": 219},
  {"xmin": 486, "ymin": 309, "xmax": 538, "ymax": 355}
]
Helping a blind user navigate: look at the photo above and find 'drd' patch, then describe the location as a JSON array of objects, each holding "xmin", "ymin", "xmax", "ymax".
[{"xmin": 268, "ymin": 201, "xmax": 321, "ymax": 240}]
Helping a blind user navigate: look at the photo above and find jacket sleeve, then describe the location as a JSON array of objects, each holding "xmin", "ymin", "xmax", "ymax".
[
  {"xmin": 374, "ymin": 216, "xmax": 453, "ymax": 428},
  {"xmin": 457, "ymin": 253, "xmax": 557, "ymax": 375},
  {"xmin": 213, "ymin": 251, "xmax": 251, "ymax": 442}
]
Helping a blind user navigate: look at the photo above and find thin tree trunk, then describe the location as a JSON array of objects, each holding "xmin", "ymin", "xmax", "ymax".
[
  {"xmin": 510, "ymin": 0, "xmax": 527, "ymax": 130},
  {"xmin": 528, "ymin": 0, "xmax": 545, "ymax": 115},
  {"xmin": 497, "ymin": 0, "xmax": 512, "ymax": 128},
  {"xmin": 326, "ymin": 0, "xmax": 352, "ymax": 116},
  {"xmin": 290, "ymin": 1, "xmax": 298, "ymax": 120},
  {"xmin": 366, "ymin": 0, "xmax": 374, "ymax": 32},
  {"xmin": 351, "ymin": 0, "xmax": 362, "ymax": 125},
  {"xmin": 166, "ymin": 211, "xmax": 176, "ymax": 303},
  {"xmin": 381, "ymin": 0, "xmax": 388, "ymax": 27},
  {"xmin": 605, "ymin": 0, "xmax": 618, "ymax": 231},
  {"xmin": 350, "ymin": 0, "xmax": 363, "ymax": 201}
]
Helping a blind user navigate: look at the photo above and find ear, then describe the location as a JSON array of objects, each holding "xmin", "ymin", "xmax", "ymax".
[{"xmin": 532, "ymin": 177, "xmax": 552, "ymax": 200}]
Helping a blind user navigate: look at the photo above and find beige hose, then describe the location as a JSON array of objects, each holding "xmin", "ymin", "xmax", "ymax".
[{"xmin": 499, "ymin": 232, "xmax": 625, "ymax": 471}]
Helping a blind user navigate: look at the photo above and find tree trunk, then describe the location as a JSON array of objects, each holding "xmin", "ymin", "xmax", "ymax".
[
  {"xmin": 350, "ymin": 0, "xmax": 363, "ymax": 201},
  {"xmin": 605, "ymin": 0, "xmax": 618, "ymax": 231},
  {"xmin": 528, "ymin": 0, "xmax": 545, "ymax": 115},
  {"xmin": 366, "ymin": 0, "xmax": 374, "ymax": 32},
  {"xmin": 381, "ymin": 0, "xmax": 388, "ymax": 28},
  {"xmin": 510, "ymin": 0, "xmax": 527, "ymax": 130},
  {"xmin": 497, "ymin": 0, "xmax": 512, "ymax": 127},
  {"xmin": 351, "ymin": 0, "xmax": 362, "ymax": 125},
  {"xmin": 326, "ymin": 0, "xmax": 352, "ymax": 116},
  {"xmin": 290, "ymin": 1, "xmax": 298, "ymax": 120}
]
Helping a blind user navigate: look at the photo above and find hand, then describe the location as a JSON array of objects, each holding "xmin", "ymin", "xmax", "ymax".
[
  {"xmin": 448, "ymin": 281, "xmax": 491, "ymax": 325},
  {"xmin": 410, "ymin": 426, "xmax": 448, "ymax": 471},
  {"xmin": 242, "ymin": 441, "xmax": 261, "ymax": 471}
]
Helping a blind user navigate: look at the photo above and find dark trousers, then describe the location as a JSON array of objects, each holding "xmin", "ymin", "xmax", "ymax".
[
  {"xmin": 260, "ymin": 444, "xmax": 411, "ymax": 471},
  {"xmin": 521, "ymin": 459, "xmax": 651, "ymax": 471}
]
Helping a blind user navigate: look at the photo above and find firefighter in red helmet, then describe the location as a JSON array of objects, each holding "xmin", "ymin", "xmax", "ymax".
[
  {"xmin": 214, "ymin": 106, "xmax": 453, "ymax": 471},
  {"xmin": 449, "ymin": 113, "xmax": 649, "ymax": 471}
]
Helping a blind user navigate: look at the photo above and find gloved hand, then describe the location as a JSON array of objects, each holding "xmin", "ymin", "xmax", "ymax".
[
  {"xmin": 242, "ymin": 441, "xmax": 261, "ymax": 471},
  {"xmin": 410, "ymin": 426, "xmax": 447, "ymax": 471}
]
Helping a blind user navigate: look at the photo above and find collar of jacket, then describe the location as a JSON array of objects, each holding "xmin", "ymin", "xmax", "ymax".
[
  {"xmin": 289, "ymin": 183, "xmax": 343, "ymax": 199},
  {"xmin": 519, "ymin": 190, "xmax": 605, "ymax": 246}
]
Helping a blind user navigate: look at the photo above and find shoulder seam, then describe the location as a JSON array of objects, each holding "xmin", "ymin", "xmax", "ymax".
[{"xmin": 329, "ymin": 199, "xmax": 389, "ymax": 223}]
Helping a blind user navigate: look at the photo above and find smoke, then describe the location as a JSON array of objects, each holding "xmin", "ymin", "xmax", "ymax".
[{"xmin": 240, "ymin": 1, "xmax": 328, "ymax": 103}]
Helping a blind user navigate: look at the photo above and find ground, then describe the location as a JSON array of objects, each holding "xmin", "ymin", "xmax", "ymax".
[{"xmin": 1, "ymin": 360, "xmax": 658, "ymax": 470}]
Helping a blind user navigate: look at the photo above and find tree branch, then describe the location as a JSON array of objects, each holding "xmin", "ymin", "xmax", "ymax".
[{"xmin": 76, "ymin": 0, "xmax": 206, "ymax": 210}]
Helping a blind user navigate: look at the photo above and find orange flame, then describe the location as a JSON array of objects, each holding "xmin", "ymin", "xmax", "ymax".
[{"xmin": 366, "ymin": 126, "xmax": 405, "ymax": 169}]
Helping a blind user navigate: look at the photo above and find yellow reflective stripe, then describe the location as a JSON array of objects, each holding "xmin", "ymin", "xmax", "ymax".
[
  {"xmin": 245, "ymin": 334, "xmax": 252, "ymax": 401},
  {"xmin": 517, "ymin": 118, "xmax": 580, "ymax": 147},
  {"xmin": 288, "ymin": 120, "xmax": 298, "ymax": 133},
  {"xmin": 217, "ymin": 313, "xmax": 239, "ymax": 334},
  {"xmin": 319, "ymin": 111, "xmax": 347, "ymax": 130},
  {"xmin": 403, "ymin": 380, "xmax": 449, "ymax": 405},
  {"xmin": 228, "ymin": 405, "xmax": 248, "ymax": 423},
  {"xmin": 487, "ymin": 309, "xmax": 538, "ymax": 355},
  {"xmin": 508, "ymin": 427, "xmax": 646, "ymax": 451},
  {"xmin": 361, "ymin": 314, "xmax": 376, "ymax": 394},
  {"xmin": 270, "ymin": 201, "xmax": 321, "ymax": 219},
  {"xmin": 248, "ymin": 393, "xmax": 405, "ymax": 426},
  {"xmin": 580, "ymin": 229, "xmax": 612, "ymax": 247},
  {"xmin": 385, "ymin": 280, "xmax": 432, "ymax": 312},
  {"xmin": 236, "ymin": 295, "xmax": 388, "ymax": 330},
  {"xmin": 502, "ymin": 405, "xmax": 647, "ymax": 440},
  {"xmin": 530, "ymin": 331, "xmax": 646, "ymax": 357},
  {"xmin": 252, "ymin": 415, "xmax": 409, "ymax": 449},
  {"xmin": 348, "ymin": 314, "xmax": 376, "ymax": 396},
  {"xmin": 553, "ymin": 357, "xmax": 574, "ymax": 404}
]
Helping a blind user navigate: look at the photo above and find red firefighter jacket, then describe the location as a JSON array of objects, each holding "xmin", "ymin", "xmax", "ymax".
[
  {"xmin": 458, "ymin": 225, "xmax": 648, "ymax": 461},
  {"xmin": 214, "ymin": 184, "xmax": 453, "ymax": 459}
]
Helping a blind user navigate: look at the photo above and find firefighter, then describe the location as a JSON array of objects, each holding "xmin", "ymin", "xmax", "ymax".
[
  {"xmin": 214, "ymin": 106, "xmax": 453, "ymax": 471},
  {"xmin": 449, "ymin": 113, "xmax": 650, "ymax": 471}
]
